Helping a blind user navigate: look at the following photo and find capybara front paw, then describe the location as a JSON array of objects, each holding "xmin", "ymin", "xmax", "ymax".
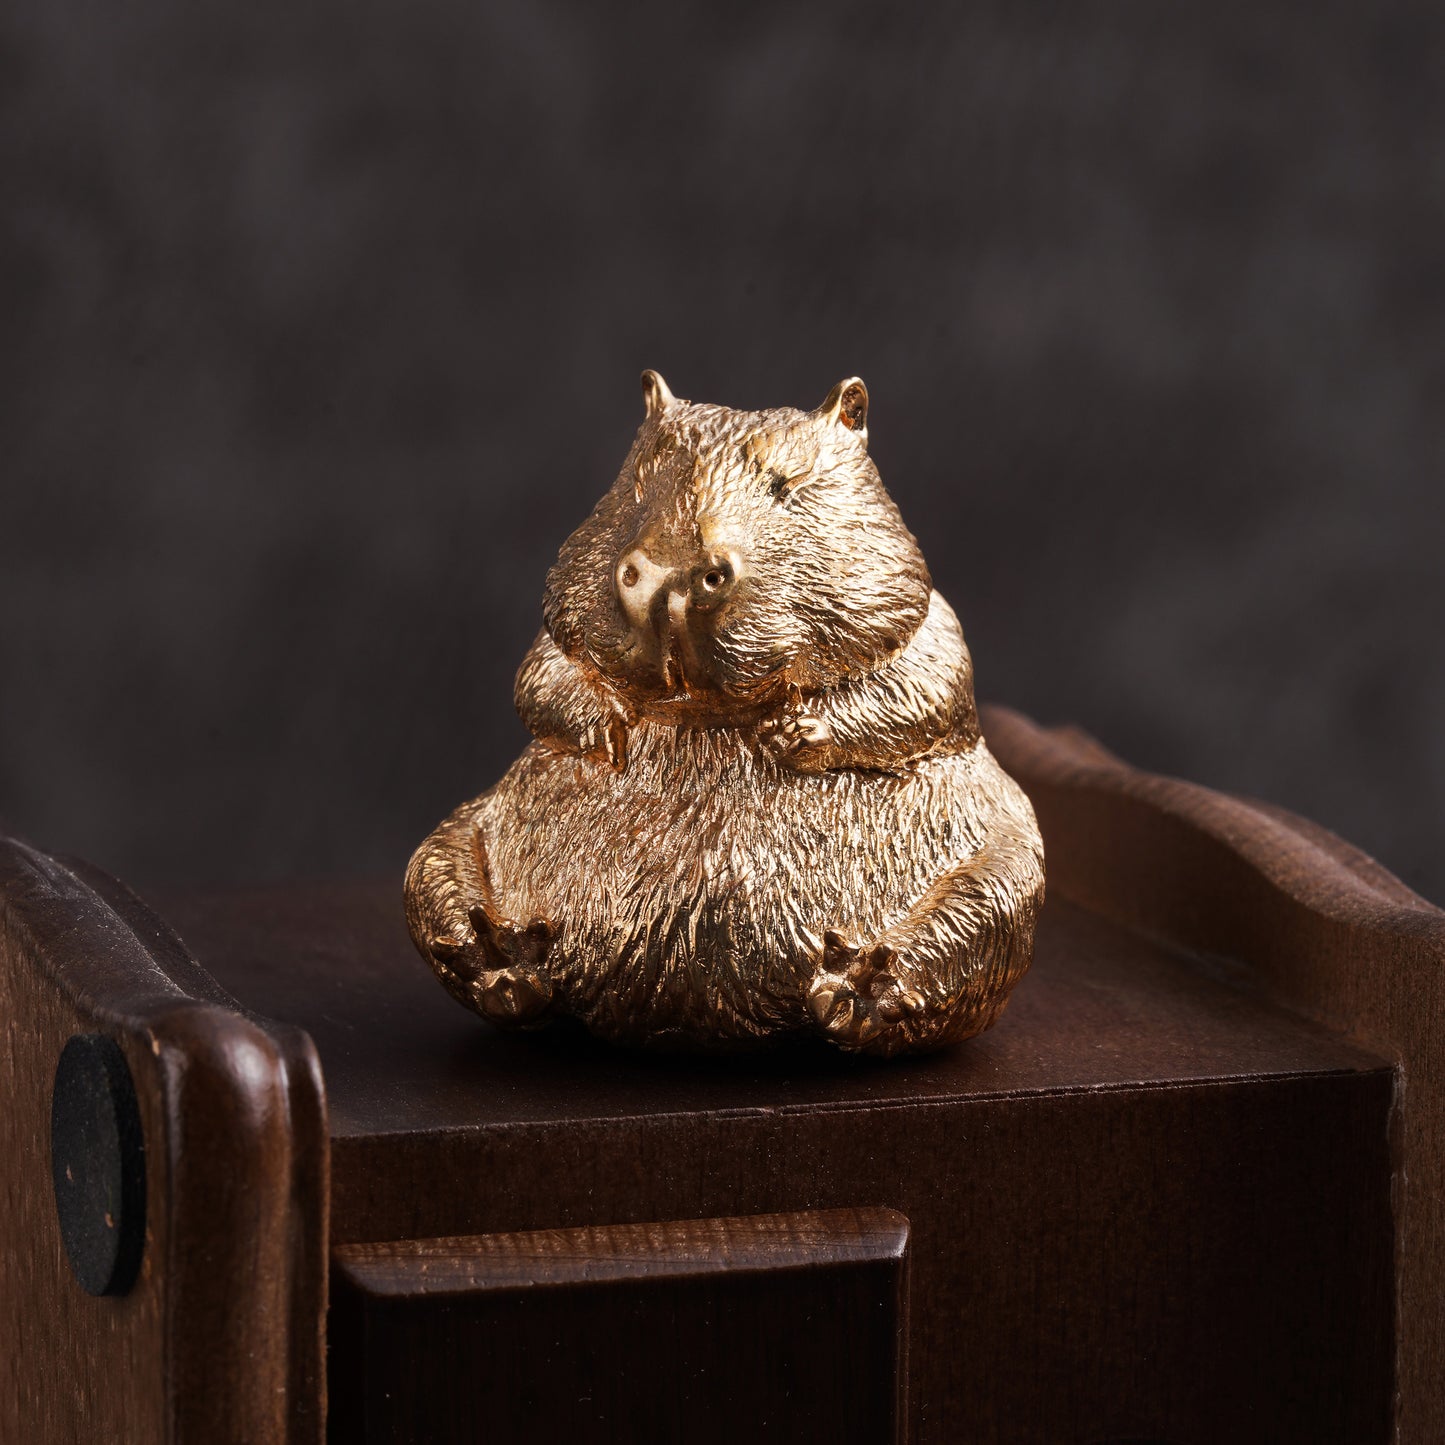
[
  {"xmin": 578, "ymin": 710, "xmax": 629, "ymax": 771},
  {"xmin": 760, "ymin": 710, "xmax": 833, "ymax": 772},
  {"xmin": 429, "ymin": 906, "xmax": 557, "ymax": 1026},
  {"xmin": 807, "ymin": 930, "xmax": 926, "ymax": 1049}
]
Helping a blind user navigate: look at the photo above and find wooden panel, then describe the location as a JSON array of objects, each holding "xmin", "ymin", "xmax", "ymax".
[
  {"xmin": 323, "ymin": 1071, "xmax": 1395, "ymax": 1445},
  {"xmin": 157, "ymin": 883, "xmax": 1389, "ymax": 1150},
  {"xmin": 329, "ymin": 1208, "xmax": 909, "ymax": 1445},
  {"xmin": 163, "ymin": 880, "xmax": 1395, "ymax": 1443},
  {"xmin": 983, "ymin": 704, "xmax": 1445, "ymax": 1445},
  {"xmin": 8, "ymin": 699, "xmax": 1432, "ymax": 1442},
  {"xmin": 0, "ymin": 837, "xmax": 329, "ymax": 1444},
  {"xmin": 1, "ymin": 881, "xmax": 166, "ymax": 1442}
]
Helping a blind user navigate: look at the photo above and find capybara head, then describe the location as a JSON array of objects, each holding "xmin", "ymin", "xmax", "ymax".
[{"xmin": 543, "ymin": 372, "xmax": 932, "ymax": 718}]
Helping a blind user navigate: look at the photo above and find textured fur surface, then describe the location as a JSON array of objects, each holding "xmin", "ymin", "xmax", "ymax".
[{"xmin": 405, "ymin": 376, "xmax": 1044, "ymax": 1055}]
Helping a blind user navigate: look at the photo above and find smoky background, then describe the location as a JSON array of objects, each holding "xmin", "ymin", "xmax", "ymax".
[{"xmin": 2, "ymin": 2, "xmax": 1441, "ymax": 902}]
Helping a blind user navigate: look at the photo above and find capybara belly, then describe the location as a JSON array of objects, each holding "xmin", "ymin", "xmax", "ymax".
[{"xmin": 478, "ymin": 720, "xmax": 1014, "ymax": 1045}]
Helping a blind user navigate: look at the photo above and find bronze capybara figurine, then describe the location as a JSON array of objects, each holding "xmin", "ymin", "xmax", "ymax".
[{"xmin": 405, "ymin": 373, "xmax": 1044, "ymax": 1056}]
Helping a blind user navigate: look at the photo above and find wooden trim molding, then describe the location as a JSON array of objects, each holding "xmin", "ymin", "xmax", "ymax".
[
  {"xmin": 985, "ymin": 703, "xmax": 1445, "ymax": 1445},
  {"xmin": 3, "ymin": 707, "xmax": 1440, "ymax": 1441},
  {"xmin": 0, "ymin": 838, "xmax": 328, "ymax": 1445}
]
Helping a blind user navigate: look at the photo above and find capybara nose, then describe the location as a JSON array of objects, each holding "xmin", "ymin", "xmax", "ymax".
[
  {"xmin": 617, "ymin": 543, "xmax": 741, "ymax": 631},
  {"xmin": 687, "ymin": 551, "xmax": 740, "ymax": 613},
  {"xmin": 615, "ymin": 546, "xmax": 673, "ymax": 629}
]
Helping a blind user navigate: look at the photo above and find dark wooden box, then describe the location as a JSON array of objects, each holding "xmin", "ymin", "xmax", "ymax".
[{"xmin": 3, "ymin": 708, "xmax": 1442, "ymax": 1443}]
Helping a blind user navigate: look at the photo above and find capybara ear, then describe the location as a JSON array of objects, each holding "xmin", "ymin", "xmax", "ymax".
[
  {"xmin": 815, "ymin": 377, "xmax": 869, "ymax": 447},
  {"xmin": 640, "ymin": 369, "xmax": 678, "ymax": 420}
]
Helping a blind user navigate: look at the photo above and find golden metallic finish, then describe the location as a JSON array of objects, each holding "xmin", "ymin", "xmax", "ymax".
[{"xmin": 405, "ymin": 374, "xmax": 1044, "ymax": 1056}]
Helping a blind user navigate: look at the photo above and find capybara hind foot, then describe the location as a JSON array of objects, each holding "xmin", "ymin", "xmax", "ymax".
[
  {"xmin": 431, "ymin": 905, "xmax": 556, "ymax": 1027},
  {"xmin": 806, "ymin": 930, "xmax": 927, "ymax": 1050}
]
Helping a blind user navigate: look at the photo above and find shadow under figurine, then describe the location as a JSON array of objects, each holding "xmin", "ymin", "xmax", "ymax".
[{"xmin": 405, "ymin": 372, "xmax": 1045, "ymax": 1057}]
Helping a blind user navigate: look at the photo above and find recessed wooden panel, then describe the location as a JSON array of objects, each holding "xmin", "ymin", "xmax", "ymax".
[
  {"xmin": 7, "ymin": 694, "xmax": 1436, "ymax": 1444},
  {"xmin": 329, "ymin": 1208, "xmax": 910, "ymax": 1445},
  {"xmin": 165, "ymin": 881, "xmax": 1397, "ymax": 1443}
]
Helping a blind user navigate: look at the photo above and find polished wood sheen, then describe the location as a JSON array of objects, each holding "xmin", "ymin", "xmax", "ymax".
[
  {"xmin": 330, "ymin": 1208, "xmax": 909, "ymax": 1443},
  {"xmin": 2, "ymin": 707, "xmax": 1440, "ymax": 1443},
  {"xmin": 984, "ymin": 704, "xmax": 1445, "ymax": 1445},
  {"xmin": 0, "ymin": 842, "xmax": 328, "ymax": 1444}
]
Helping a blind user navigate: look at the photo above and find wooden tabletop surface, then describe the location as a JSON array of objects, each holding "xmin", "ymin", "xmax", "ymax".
[{"xmin": 156, "ymin": 881, "xmax": 1388, "ymax": 1142}]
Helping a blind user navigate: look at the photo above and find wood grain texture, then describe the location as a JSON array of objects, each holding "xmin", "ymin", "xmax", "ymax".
[
  {"xmin": 163, "ymin": 880, "xmax": 1395, "ymax": 1443},
  {"xmin": 984, "ymin": 703, "xmax": 1445, "ymax": 1445},
  {"xmin": 6, "ymin": 705, "xmax": 1435, "ymax": 1443},
  {"xmin": 0, "ymin": 837, "xmax": 329, "ymax": 1444},
  {"xmin": 330, "ymin": 1208, "xmax": 909, "ymax": 1444},
  {"xmin": 1, "ymin": 882, "xmax": 165, "ymax": 1442},
  {"xmin": 160, "ymin": 883, "xmax": 1390, "ymax": 1153},
  {"xmin": 333, "ymin": 1205, "xmax": 909, "ymax": 1295}
]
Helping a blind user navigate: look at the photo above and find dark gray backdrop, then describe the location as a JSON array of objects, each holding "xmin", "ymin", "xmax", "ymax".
[{"xmin": 3, "ymin": 2, "xmax": 1442, "ymax": 902}]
